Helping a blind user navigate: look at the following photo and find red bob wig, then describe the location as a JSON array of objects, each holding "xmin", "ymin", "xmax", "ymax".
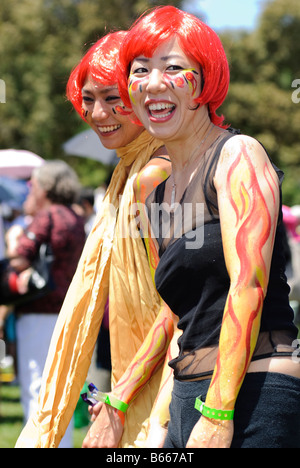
[
  {"xmin": 117, "ymin": 6, "xmax": 230, "ymax": 127},
  {"xmin": 67, "ymin": 30, "xmax": 127, "ymax": 120}
]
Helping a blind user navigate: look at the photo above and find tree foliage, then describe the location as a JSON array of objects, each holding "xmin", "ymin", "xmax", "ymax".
[
  {"xmin": 0, "ymin": 0, "xmax": 299, "ymax": 204},
  {"xmin": 0, "ymin": 0, "xmax": 183, "ymax": 185},
  {"xmin": 220, "ymin": 0, "xmax": 300, "ymax": 205}
]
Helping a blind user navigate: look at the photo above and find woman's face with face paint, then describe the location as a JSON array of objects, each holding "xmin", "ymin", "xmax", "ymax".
[
  {"xmin": 128, "ymin": 37, "xmax": 202, "ymax": 143},
  {"xmin": 82, "ymin": 77, "xmax": 143, "ymax": 150}
]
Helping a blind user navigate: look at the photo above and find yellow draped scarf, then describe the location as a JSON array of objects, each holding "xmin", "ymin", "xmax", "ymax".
[{"xmin": 16, "ymin": 130, "xmax": 165, "ymax": 448}]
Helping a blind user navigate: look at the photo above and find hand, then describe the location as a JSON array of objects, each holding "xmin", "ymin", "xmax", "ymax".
[
  {"xmin": 88, "ymin": 401, "xmax": 103, "ymax": 421},
  {"xmin": 16, "ymin": 268, "xmax": 33, "ymax": 294},
  {"xmin": 186, "ymin": 416, "xmax": 234, "ymax": 448},
  {"xmin": 133, "ymin": 417, "xmax": 168, "ymax": 448},
  {"xmin": 10, "ymin": 256, "xmax": 30, "ymax": 273},
  {"xmin": 143, "ymin": 417, "xmax": 168, "ymax": 448},
  {"xmin": 82, "ymin": 403, "xmax": 124, "ymax": 448}
]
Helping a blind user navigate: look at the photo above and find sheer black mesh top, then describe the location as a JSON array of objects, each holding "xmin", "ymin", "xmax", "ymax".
[{"xmin": 146, "ymin": 130, "xmax": 297, "ymax": 380}]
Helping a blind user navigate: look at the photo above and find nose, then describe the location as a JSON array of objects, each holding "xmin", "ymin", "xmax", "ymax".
[
  {"xmin": 146, "ymin": 69, "xmax": 167, "ymax": 94},
  {"xmin": 92, "ymin": 100, "xmax": 110, "ymax": 120}
]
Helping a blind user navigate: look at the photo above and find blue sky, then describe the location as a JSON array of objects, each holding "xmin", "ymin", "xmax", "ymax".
[{"xmin": 183, "ymin": 0, "xmax": 263, "ymax": 31}]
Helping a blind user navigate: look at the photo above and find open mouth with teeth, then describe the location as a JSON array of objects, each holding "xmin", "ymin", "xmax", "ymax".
[
  {"xmin": 98, "ymin": 124, "xmax": 121, "ymax": 134},
  {"xmin": 147, "ymin": 102, "xmax": 176, "ymax": 121}
]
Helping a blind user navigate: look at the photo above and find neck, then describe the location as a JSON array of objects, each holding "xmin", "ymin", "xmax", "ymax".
[
  {"xmin": 165, "ymin": 115, "xmax": 213, "ymax": 172},
  {"xmin": 167, "ymin": 116, "xmax": 226, "ymax": 211},
  {"xmin": 43, "ymin": 199, "xmax": 53, "ymax": 210}
]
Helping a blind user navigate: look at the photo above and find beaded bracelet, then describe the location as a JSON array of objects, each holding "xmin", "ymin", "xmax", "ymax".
[{"xmin": 195, "ymin": 395, "xmax": 235, "ymax": 421}]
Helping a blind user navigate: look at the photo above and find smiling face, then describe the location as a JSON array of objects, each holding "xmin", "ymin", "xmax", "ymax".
[
  {"xmin": 128, "ymin": 37, "xmax": 203, "ymax": 143},
  {"xmin": 82, "ymin": 77, "xmax": 143, "ymax": 150}
]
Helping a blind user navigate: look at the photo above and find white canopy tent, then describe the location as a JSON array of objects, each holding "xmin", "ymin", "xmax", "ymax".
[
  {"xmin": 0, "ymin": 149, "xmax": 45, "ymax": 179},
  {"xmin": 63, "ymin": 129, "xmax": 118, "ymax": 165}
]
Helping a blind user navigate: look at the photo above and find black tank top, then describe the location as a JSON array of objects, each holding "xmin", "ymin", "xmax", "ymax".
[{"xmin": 146, "ymin": 130, "xmax": 297, "ymax": 380}]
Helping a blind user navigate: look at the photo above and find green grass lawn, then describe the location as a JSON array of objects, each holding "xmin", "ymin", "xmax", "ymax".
[
  {"xmin": 0, "ymin": 384, "xmax": 23, "ymax": 448},
  {"xmin": 0, "ymin": 383, "xmax": 88, "ymax": 448}
]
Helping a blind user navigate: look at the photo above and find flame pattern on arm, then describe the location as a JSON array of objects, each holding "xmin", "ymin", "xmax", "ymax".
[
  {"xmin": 206, "ymin": 138, "xmax": 279, "ymax": 411},
  {"xmin": 112, "ymin": 311, "xmax": 174, "ymax": 406}
]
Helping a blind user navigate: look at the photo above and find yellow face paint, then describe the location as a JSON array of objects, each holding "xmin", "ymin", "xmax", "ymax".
[
  {"xmin": 128, "ymin": 75, "xmax": 149, "ymax": 105},
  {"xmin": 163, "ymin": 68, "xmax": 199, "ymax": 97}
]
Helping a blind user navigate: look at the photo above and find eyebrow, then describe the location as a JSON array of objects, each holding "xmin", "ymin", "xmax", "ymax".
[
  {"xmin": 134, "ymin": 54, "xmax": 184, "ymax": 62},
  {"xmin": 81, "ymin": 86, "xmax": 118, "ymax": 95},
  {"xmin": 161, "ymin": 54, "xmax": 184, "ymax": 61}
]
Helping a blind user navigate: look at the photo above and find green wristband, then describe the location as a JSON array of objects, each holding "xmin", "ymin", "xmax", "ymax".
[
  {"xmin": 195, "ymin": 395, "xmax": 234, "ymax": 421},
  {"xmin": 92, "ymin": 390, "xmax": 129, "ymax": 413},
  {"xmin": 104, "ymin": 393, "xmax": 129, "ymax": 413}
]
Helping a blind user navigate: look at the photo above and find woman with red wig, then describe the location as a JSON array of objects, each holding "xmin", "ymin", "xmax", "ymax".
[
  {"xmin": 16, "ymin": 30, "xmax": 174, "ymax": 448},
  {"xmin": 114, "ymin": 6, "xmax": 300, "ymax": 448}
]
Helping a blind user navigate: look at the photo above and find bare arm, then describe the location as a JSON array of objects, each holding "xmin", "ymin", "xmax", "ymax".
[
  {"xmin": 82, "ymin": 301, "xmax": 175, "ymax": 448},
  {"xmin": 187, "ymin": 135, "xmax": 280, "ymax": 448}
]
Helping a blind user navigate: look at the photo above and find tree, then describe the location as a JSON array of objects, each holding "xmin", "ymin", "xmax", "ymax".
[
  {"xmin": 0, "ymin": 0, "xmax": 183, "ymax": 186},
  {"xmin": 220, "ymin": 0, "xmax": 300, "ymax": 205},
  {"xmin": 1, "ymin": 0, "xmax": 299, "ymax": 203}
]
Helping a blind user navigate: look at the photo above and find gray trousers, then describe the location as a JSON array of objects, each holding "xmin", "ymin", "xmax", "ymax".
[{"xmin": 164, "ymin": 372, "xmax": 300, "ymax": 448}]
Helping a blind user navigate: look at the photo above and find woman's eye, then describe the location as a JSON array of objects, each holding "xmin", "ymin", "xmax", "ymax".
[
  {"xmin": 106, "ymin": 95, "xmax": 121, "ymax": 103},
  {"xmin": 167, "ymin": 65, "xmax": 184, "ymax": 72},
  {"xmin": 82, "ymin": 96, "xmax": 94, "ymax": 103},
  {"xmin": 132, "ymin": 67, "xmax": 148, "ymax": 74}
]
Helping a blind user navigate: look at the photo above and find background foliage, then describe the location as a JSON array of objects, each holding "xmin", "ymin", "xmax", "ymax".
[
  {"xmin": 0, "ymin": 0, "xmax": 299, "ymax": 204},
  {"xmin": 220, "ymin": 0, "xmax": 300, "ymax": 205}
]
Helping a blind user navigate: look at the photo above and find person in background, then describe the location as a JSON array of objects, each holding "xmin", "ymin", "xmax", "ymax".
[
  {"xmin": 16, "ymin": 31, "xmax": 173, "ymax": 449},
  {"xmin": 74, "ymin": 187, "xmax": 112, "ymax": 393},
  {"xmin": 0, "ymin": 211, "xmax": 7, "ymax": 341},
  {"xmin": 0, "ymin": 210, "xmax": 5, "ymax": 259},
  {"xmin": 11, "ymin": 160, "xmax": 85, "ymax": 448},
  {"xmin": 283, "ymin": 204, "xmax": 300, "ymax": 322},
  {"xmin": 75, "ymin": 187, "xmax": 97, "ymax": 237},
  {"xmin": 0, "ymin": 186, "xmax": 31, "ymax": 382}
]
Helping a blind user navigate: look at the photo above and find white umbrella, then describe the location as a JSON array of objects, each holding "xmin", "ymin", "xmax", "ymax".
[
  {"xmin": 63, "ymin": 129, "xmax": 118, "ymax": 165},
  {"xmin": 0, "ymin": 149, "xmax": 45, "ymax": 179}
]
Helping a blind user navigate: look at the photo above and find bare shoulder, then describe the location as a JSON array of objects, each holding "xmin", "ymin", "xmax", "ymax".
[
  {"xmin": 141, "ymin": 146, "xmax": 171, "ymax": 179},
  {"xmin": 134, "ymin": 148, "xmax": 171, "ymax": 203},
  {"xmin": 215, "ymin": 134, "xmax": 276, "ymax": 189},
  {"xmin": 221, "ymin": 134, "xmax": 268, "ymax": 164}
]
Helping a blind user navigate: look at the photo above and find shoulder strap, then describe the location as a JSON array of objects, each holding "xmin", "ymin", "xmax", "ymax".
[{"xmin": 204, "ymin": 129, "xmax": 241, "ymax": 217}]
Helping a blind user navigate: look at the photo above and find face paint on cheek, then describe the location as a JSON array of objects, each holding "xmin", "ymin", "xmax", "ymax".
[
  {"xmin": 81, "ymin": 108, "xmax": 88, "ymax": 119},
  {"xmin": 128, "ymin": 75, "xmax": 149, "ymax": 105},
  {"xmin": 183, "ymin": 68, "xmax": 199, "ymax": 97},
  {"xmin": 164, "ymin": 69, "xmax": 199, "ymax": 97},
  {"xmin": 113, "ymin": 102, "xmax": 132, "ymax": 116},
  {"xmin": 163, "ymin": 73, "xmax": 184, "ymax": 89}
]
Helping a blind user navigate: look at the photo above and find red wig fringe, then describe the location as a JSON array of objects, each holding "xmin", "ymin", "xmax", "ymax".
[
  {"xmin": 117, "ymin": 6, "xmax": 230, "ymax": 127},
  {"xmin": 66, "ymin": 31, "xmax": 127, "ymax": 120}
]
